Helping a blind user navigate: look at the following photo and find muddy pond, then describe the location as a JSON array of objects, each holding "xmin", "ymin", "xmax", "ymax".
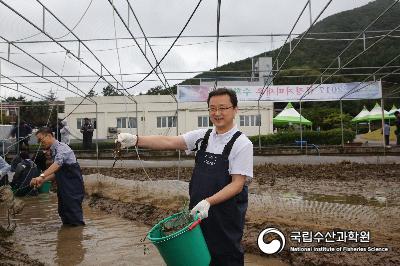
[{"xmin": 1, "ymin": 193, "xmax": 286, "ymax": 266}]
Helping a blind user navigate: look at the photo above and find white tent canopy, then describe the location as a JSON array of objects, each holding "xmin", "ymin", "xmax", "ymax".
[
  {"xmin": 351, "ymin": 106, "xmax": 370, "ymax": 122},
  {"xmin": 367, "ymin": 103, "xmax": 389, "ymax": 121},
  {"xmin": 273, "ymin": 102, "xmax": 312, "ymax": 126}
]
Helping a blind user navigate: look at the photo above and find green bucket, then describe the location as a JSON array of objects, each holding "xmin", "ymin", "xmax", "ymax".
[
  {"xmin": 147, "ymin": 212, "xmax": 211, "ymax": 266},
  {"xmin": 38, "ymin": 181, "xmax": 51, "ymax": 193}
]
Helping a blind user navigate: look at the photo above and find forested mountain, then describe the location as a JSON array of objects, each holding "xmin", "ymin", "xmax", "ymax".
[{"xmin": 148, "ymin": 0, "xmax": 400, "ymax": 119}]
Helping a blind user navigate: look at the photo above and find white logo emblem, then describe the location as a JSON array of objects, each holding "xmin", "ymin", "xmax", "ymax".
[{"xmin": 257, "ymin": 228, "xmax": 285, "ymax": 255}]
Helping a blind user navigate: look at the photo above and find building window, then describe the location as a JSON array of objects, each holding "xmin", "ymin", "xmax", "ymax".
[
  {"xmin": 198, "ymin": 116, "xmax": 213, "ymax": 128},
  {"xmin": 157, "ymin": 116, "xmax": 177, "ymax": 128},
  {"xmin": 77, "ymin": 118, "xmax": 83, "ymax": 129},
  {"xmin": 117, "ymin": 117, "xmax": 126, "ymax": 128},
  {"xmin": 117, "ymin": 117, "xmax": 137, "ymax": 128},
  {"xmin": 239, "ymin": 115, "xmax": 261, "ymax": 126},
  {"xmin": 77, "ymin": 118, "xmax": 96, "ymax": 129}
]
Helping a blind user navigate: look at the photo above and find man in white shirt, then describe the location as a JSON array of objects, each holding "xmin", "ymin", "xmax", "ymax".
[{"xmin": 117, "ymin": 88, "xmax": 253, "ymax": 266}]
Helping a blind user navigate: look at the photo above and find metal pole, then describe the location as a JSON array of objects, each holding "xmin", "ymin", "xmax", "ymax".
[
  {"xmin": 0, "ymin": 58, "xmax": 2, "ymax": 124},
  {"xmin": 363, "ymin": 33, "xmax": 366, "ymax": 51},
  {"xmin": 135, "ymin": 102, "xmax": 138, "ymax": 136},
  {"xmin": 42, "ymin": 6, "xmax": 45, "ymax": 32},
  {"xmin": 299, "ymin": 100, "xmax": 303, "ymax": 151},
  {"xmin": 95, "ymin": 100, "xmax": 99, "ymax": 169},
  {"xmin": 257, "ymin": 100, "xmax": 261, "ymax": 151},
  {"xmin": 251, "ymin": 57, "xmax": 254, "ymax": 81},
  {"xmin": 308, "ymin": 0, "xmax": 312, "ymax": 26},
  {"xmin": 176, "ymin": 101, "xmax": 180, "ymax": 181},
  {"xmin": 127, "ymin": 3, "xmax": 130, "ymax": 29},
  {"xmin": 340, "ymin": 100, "xmax": 344, "ymax": 147},
  {"xmin": 381, "ymin": 97, "xmax": 386, "ymax": 156},
  {"xmin": 56, "ymin": 104, "xmax": 59, "ymax": 140},
  {"xmin": 17, "ymin": 106, "xmax": 20, "ymax": 154}
]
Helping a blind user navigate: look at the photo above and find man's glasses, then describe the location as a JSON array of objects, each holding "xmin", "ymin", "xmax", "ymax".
[
  {"xmin": 208, "ymin": 106, "xmax": 233, "ymax": 113},
  {"xmin": 37, "ymin": 135, "xmax": 47, "ymax": 143}
]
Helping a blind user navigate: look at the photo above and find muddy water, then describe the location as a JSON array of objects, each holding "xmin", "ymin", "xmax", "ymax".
[
  {"xmin": 1, "ymin": 193, "xmax": 164, "ymax": 265},
  {"xmin": 1, "ymin": 193, "xmax": 285, "ymax": 266}
]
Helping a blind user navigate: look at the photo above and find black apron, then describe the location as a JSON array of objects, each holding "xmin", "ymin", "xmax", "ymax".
[
  {"xmin": 55, "ymin": 163, "xmax": 85, "ymax": 225},
  {"xmin": 189, "ymin": 129, "xmax": 248, "ymax": 266}
]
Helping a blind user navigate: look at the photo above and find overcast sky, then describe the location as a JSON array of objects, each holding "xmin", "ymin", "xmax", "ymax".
[{"xmin": 0, "ymin": 0, "xmax": 373, "ymax": 100}]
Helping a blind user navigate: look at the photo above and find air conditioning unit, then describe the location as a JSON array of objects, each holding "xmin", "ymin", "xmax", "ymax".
[
  {"xmin": 107, "ymin": 127, "xmax": 118, "ymax": 139},
  {"xmin": 108, "ymin": 127, "xmax": 117, "ymax": 133}
]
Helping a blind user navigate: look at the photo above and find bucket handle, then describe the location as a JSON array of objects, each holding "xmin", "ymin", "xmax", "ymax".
[{"xmin": 188, "ymin": 213, "xmax": 201, "ymax": 231}]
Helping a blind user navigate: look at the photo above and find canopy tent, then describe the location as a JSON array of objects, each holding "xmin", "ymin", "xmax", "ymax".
[
  {"xmin": 388, "ymin": 104, "xmax": 399, "ymax": 119},
  {"xmin": 351, "ymin": 106, "xmax": 370, "ymax": 123},
  {"xmin": 273, "ymin": 102, "xmax": 312, "ymax": 126},
  {"xmin": 367, "ymin": 103, "xmax": 390, "ymax": 121}
]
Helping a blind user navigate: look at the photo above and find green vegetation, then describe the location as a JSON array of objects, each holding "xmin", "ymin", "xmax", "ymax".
[
  {"xmin": 102, "ymin": 85, "xmax": 123, "ymax": 96},
  {"xmin": 5, "ymin": 92, "xmax": 64, "ymax": 127},
  {"xmin": 249, "ymin": 129, "xmax": 356, "ymax": 146}
]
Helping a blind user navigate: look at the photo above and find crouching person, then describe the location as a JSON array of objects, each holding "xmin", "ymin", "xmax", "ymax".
[
  {"xmin": 10, "ymin": 151, "xmax": 39, "ymax": 197},
  {"xmin": 30, "ymin": 127, "xmax": 85, "ymax": 226}
]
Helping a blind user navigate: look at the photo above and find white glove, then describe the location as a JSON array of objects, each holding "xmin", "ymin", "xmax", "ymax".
[
  {"xmin": 116, "ymin": 133, "xmax": 138, "ymax": 149},
  {"xmin": 190, "ymin": 199, "xmax": 210, "ymax": 220}
]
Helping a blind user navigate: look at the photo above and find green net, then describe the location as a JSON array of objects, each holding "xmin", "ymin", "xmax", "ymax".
[{"xmin": 160, "ymin": 209, "xmax": 192, "ymax": 236}]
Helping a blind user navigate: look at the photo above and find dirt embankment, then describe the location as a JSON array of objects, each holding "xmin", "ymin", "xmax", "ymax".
[
  {"xmin": 82, "ymin": 161, "xmax": 400, "ymax": 182},
  {"xmin": 83, "ymin": 162, "xmax": 400, "ymax": 204},
  {"xmin": 84, "ymin": 162, "xmax": 400, "ymax": 266}
]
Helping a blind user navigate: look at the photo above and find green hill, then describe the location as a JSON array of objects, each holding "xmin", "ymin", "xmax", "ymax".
[
  {"xmin": 199, "ymin": 0, "xmax": 400, "ymax": 85},
  {"xmin": 147, "ymin": 0, "xmax": 400, "ymax": 117}
]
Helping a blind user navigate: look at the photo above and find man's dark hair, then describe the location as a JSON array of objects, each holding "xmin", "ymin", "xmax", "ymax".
[
  {"xmin": 207, "ymin": 88, "xmax": 238, "ymax": 107},
  {"xmin": 35, "ymin": 127, "xmax": 54, "ymax": 136},
  {"xmin": 395, "ymin": 111, "xmax": 399, "ymax": 116}
]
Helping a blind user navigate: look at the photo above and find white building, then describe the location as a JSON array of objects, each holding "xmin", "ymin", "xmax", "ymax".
[{"xmin": 62, "ymin": 95, "xmax": 273, "ymax": 140}]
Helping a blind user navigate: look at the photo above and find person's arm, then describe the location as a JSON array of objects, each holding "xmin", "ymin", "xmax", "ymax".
[
  {"xmin": 0, "ymin": 157, "xmax": 11, "ymax": 176},
  {"xmin": 41, "ymin": 162, "xmax": 61, "ymax": 178},
  {"xmin": 206, "ymin": 174, "xmax": 246, "ymax": 206},
  {"xmin": 190, "ymin": 174, "xmax": 246, "ymax": 219},
  {"xmin": 87, "ymin": 124, "xmax": 94, "ymax": 132},
  {"xmin": 30, "ymin": 162, "xmax": 59, "ymax": 187},
  {"xmin": 137, "ymin": 135, "xmax": 188, "ymax": 150},
  {"xmin": 39, "ymin": 173, "xmax": 56, "ymax": 183}
]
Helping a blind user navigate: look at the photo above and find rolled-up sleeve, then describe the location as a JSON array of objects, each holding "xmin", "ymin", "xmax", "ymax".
[
  {"xmin": 53, "ymin": 149, "xmax": 64, "ymax": 166},
  {"xmin": 229, "ymin": 141, "xmax": 253, "ymax": 183},
  {"xmin": 51, "ymin": 142, "xmax": 77, "ymax": 166},
  {"xmin": 182, "ymin": 129, "xmax": 207, "ymax": 155}
]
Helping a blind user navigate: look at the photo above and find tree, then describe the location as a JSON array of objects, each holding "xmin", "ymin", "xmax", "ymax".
[
  {"xmin": 102, "ymin": 85, "xmax": 123, "ymax": 96},
  {"xmin": 45, "ymin": 89, "xmax": 57, "ymax": 102},
  {"xmin": 6, "ymin": 95, "xmax": 26, "ymax": 102},
  {"xmin": 87, "ymin": 88, "xmax": 98, "ymax": 97},
  {"xmin": 301, "ymin": 107, "xmax": 352, "ymax": 130},
  {"xmin": 145, "ymin": 85, "xmax": 177, "ymax": 95}
]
